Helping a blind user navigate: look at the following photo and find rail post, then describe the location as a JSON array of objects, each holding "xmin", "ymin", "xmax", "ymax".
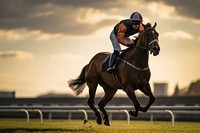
[
  {"xmin": 165, "ymin": 110, "xmax": 175, "ymax": 126},
  {"xmin": 34, "ymin": 109, "xmax": 43, "ymax": 123},
  {"xmin": 122, "ymin": 110, "xmax": 130, "ymax": 125},
  {"xmin": 150, "ymin": 113, "xmax": 154, "ymax": 123},
  {"xmin": 79, "ymin": 109, "xmax": 88, "ymax": 124},
  {"xmin": 20, "ymin": 109, "xmax": 29, "ymax": 123},
  {"xmin": 48, "ymin": 112, "xmax": 52, "ymax": 120},
  {"xmin": 68, "ymin": 112, "xmax": 72, "ymax": 121}
]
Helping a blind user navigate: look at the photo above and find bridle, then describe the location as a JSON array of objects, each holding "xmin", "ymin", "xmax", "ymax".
[
  {"xmin": 133, "ymin": 28, "xmax": 159, "ymax": 51},
  {"xmin": 118, "ymin": 28, "xmax": 159, "ymax": 71}
]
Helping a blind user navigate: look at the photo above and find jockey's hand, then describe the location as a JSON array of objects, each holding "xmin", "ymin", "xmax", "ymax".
[
  {"xmin": 127, "ymin": 43, "xmax": 134, "ymax": 48},
  {"xmin": 139, "ymin": 23, "xmax": 144, "ymax": 32}
]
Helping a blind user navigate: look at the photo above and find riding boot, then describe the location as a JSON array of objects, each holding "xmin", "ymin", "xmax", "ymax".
[{"xmin": 107, "ymin": 50, "xmax": 119, "ymax": 73}]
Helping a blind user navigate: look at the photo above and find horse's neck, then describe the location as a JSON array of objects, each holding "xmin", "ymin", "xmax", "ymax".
[{"xmin": 126, "ymin": 37, "xmax": 149, "ymax": 68}]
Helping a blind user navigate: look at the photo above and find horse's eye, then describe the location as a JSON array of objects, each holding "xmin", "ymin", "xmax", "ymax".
[{"xmin": 146, "ymin": 34, "xmax": 149, "ymax": 38}]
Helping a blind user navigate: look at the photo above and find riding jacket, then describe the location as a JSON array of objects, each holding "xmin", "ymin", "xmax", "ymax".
[
  {"xmin": 114, "ymin": 19, "xmax": 141, "ymax": 37},
  {"xmin": 110, "ymin": 19, "xmax": 144, "ymax": 52}
]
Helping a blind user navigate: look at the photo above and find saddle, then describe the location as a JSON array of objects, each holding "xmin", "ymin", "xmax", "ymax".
[{"xmin": 102, "ymin": 48, "xmax": 130, "ymax": 72}]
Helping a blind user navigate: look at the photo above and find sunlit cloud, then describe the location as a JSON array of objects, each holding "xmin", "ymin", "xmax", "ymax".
[
  {"xmin": 33, "ymin": 11, "xmax": 55, "ymax": 18},
  {"xmin": 0, "ymin": 50, "xmax": 34, "ymax": 60},
  {"xmin": 192, "ymin": 19, "xmax": 200, "ymax": 24},
  {"xmin": 0, "ymin": 28, "xmax": 81, "ymax": 41},
  {"xmin": 146, "ymin": 0, "xmax": 200, "ymax": 23},
  {"xmin": 30, "ymin": 30, "xmax": 68, "ymax": 41},
  {"xmin": 50, "ymin": 53, "xmax": 85, "ymax": 60},
  {"xmin": 76, "ymin": 8, "xmax": 123, "ymax": 24},
  {"xmin": 146, "ymin": 2, "xmax": 176, "ymax": 19},
  {"xmin": 0, "ymin": 30, "xmax": 25, "ymax": 41},
  {"xmin": 162, "ymin": 30, "xmax": 194, "ymax": 40},
  {"xmin": 0, "ymin": 27, "xmax": 112, "ymax": 42}
]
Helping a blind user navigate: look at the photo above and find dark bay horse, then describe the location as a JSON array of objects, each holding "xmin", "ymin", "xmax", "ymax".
[{"xmin": 68, "ymin": 22, "xmax": 160, "ymax": 126}]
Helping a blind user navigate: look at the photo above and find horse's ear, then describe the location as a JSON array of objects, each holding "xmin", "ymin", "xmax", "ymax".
[{"xmin": 153, "ymin": 22, "xmax": 157, "ymax": 29}]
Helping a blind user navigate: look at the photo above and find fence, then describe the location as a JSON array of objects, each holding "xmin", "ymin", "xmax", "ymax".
[{"xmin": 0, "ymin": 105, "xmax": 200, "ymax": 126}]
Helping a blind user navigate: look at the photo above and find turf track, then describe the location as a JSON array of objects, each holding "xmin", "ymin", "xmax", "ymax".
[{"xmin": 0, "ymin": 119, "xmax": 199, "ymax": 133}]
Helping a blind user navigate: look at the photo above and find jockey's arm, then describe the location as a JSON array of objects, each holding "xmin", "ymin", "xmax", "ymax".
[{"xmin": 116, "ymin": 23, "xmax": 130, "ymax": 46}]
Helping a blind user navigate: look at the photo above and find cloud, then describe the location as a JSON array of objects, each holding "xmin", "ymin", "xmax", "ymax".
[
  {"xmin": 0, "ymin": 30, "xmax": 25, "ymax": 41},
  {"xmin": 162, "ymin": 30, "xmax": 194, "ymax": 40},
  {"xmin": 30, "ymin": 30, "xmax": 68, "ymax": 41},
  {"xmin": 0, "ymin": 0, "xmax": 127, "ymax": 36},
  {"xmin": 0, "ymin": 50, "xmax": 34, "ymax": 60},
  {"xmin": 146, "ymin": 2, "xmax": 176, "ymax": 19},
  {"xmin": 76, "ymin": 8, "xmax": 123, "ymax": 24},
  {"xmin": 0, "ymin": 29, "xmax": 62, "ymax": 41},
  {"xmin": 146, "ymin": 0, "xmax": 200, "ymax": 21},
  {"xmin": 50, "ymin": 53, "xmax": 85, "ymax": 60},
  {"xmin": 0, "ymin": 28, "xmax": 85, "ymax": 42}
]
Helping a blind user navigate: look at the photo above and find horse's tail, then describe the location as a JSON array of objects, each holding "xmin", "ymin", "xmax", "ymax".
[{"xmin": 68, "ymin": 64, "xmax": 88, "ymax": 96}]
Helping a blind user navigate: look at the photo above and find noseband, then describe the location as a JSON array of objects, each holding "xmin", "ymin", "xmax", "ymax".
[{"xmin": 148, "ymin": 39, "xmax": 158, "ymax": 46}]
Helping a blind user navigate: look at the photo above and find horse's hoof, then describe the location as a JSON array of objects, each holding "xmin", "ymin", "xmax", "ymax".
[
  {"xmin": 129, "ymin": 110, "xmax": 138, "ymax": 117},
  {"xmin": 96, "ymin": 117, "xmax": 102, "ymax": 125},
  {"xmin": 142, "ymin": 107, "xmax": 148, "ymax": 112},
  {"xmin": 84, "ymin": 119, "xmax": 88, "ymax": 124},
  {"xmin": 129, "ymin": 110, "xmax": 135, "ymax": 116},
  {"xmin": 134, "ymin": 113, "xmax": 138, "ymax": 117},
  {"xmin": 104, "ymin": 120, "xmax": 110, "ymax": 126},
  {"xmin": 140, "ymin": 107, "xmax": 146, "ymax": 112}
]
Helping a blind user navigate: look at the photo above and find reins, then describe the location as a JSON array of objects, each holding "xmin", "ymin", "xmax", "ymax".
[
  {"xmin": 133, "ymin": 45, "xmax": 148, "ymax": 50},
  {"xmin": 118, "ymin": 58, "xmax": 149, "ymax": 71}
]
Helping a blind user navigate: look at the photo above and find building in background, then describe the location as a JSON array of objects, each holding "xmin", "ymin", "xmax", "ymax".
[
  {"xmin": 153, "ymin": 83, "xmax": 168, "ymax": 97},
  {"xmin": 0, "ymin": 91, "xmax": 15, "ymax": 98}
]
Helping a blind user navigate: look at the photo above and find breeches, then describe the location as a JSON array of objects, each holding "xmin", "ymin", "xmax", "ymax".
[{"xmin": 110, "ymin": 30, "xmax": 121, "ymax": 52}]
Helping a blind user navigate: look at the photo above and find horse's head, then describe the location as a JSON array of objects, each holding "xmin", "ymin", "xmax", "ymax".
[{"xmin": 140, "ymin": 22, "xmax": 160, "ymax": 56}]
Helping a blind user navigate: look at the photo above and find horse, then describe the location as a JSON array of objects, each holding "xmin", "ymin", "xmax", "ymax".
[{"xmin": 68, "ymin": 22, "xmax": 160, "ymax": 126}]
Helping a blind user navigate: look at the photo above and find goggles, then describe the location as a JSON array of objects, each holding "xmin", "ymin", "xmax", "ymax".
[{"xmin": 132, "ymin": 21, "xmax": 141, "ymax": 25}]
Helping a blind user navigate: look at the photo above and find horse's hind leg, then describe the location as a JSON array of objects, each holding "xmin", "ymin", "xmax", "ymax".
[
  {"xmin": 98, "ymin": 88, "xmax": 117, "ymax": 126},
  {"xmin": 139, "ymin": 83, "xmax": 155, "ymax": 112},
  {"xmin": 87, "ymin": 82, "xmax": 102, "ymax": 125}
]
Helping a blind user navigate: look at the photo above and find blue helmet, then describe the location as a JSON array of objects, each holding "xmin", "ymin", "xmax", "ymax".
[{"xmin": 130, "ymin": 12, "xmax": 143, "ymax": 22}]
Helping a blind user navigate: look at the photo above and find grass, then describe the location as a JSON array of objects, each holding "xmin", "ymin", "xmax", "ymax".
[{"xmin": 0, "ymin": 118, "xmax": 199, "ymax": 133}]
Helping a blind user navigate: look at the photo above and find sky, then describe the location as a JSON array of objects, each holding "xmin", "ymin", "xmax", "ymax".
[{"xmin": 0, "ymin": 0, "xmax": 200, "ymax": 98}]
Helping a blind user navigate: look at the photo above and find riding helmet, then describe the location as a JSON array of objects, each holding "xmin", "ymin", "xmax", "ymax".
[{"xmin": 130, "ymin": 12, "xmax": 143, "ymax": 22}]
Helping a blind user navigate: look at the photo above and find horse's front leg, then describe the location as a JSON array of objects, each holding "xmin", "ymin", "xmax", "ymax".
[
  {"xmin": 125, "ymin": 86, "xmax": 140, "ymax": 117},
  {"xmin": 139, "ymin": 83, "xmax": 155, "ymax": 112}
]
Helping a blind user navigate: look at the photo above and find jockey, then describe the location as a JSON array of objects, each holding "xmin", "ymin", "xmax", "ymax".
[{"xmin": 107, "ymin": 12, "xmax": 145, "ymax": 73}]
